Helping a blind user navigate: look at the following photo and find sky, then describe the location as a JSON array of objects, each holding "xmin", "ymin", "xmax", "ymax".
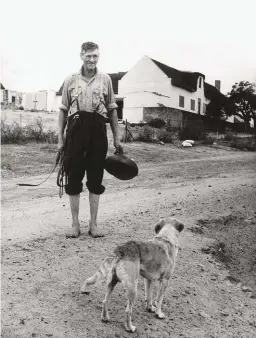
[{"xmin": 1, "ymin": 0, "xmax": 256, "ymax": 95}]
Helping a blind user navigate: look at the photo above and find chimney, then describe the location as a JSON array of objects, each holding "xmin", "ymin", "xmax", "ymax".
[{"xmin": 215, "ymin": 80, "xmax": 221, "ymax": 91}]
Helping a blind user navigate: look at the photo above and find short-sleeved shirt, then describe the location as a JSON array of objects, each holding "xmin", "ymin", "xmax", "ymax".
[{"xmin": 59, "ymin": 67, "xmax": 118, "ymax": 118}]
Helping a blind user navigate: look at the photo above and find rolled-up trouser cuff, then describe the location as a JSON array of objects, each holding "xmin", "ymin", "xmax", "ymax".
[
  {"xmin": 86, "ymin": 182, "xmax": 105, "ymax": 195},
  {"xmin": 65, "ymin": 182, "xmax": 83, "ymax": 195}
]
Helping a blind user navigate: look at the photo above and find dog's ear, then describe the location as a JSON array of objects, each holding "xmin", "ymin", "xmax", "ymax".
[
  {"xmin": 173, "ymin": 219, "xmax": 184, "ymax": 233},
  {"xmin": 154, "ymin": 218, "xmax": 165, "ymax": 234}
]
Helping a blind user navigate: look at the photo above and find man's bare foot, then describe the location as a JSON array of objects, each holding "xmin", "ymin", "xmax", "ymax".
[
  {"xmin": 65, "ymin": 224, "xmax": 81, "ymax": 238},
  {"xmin": 88, "ymin": 223, "xmax": 105, "ymax": 238}
]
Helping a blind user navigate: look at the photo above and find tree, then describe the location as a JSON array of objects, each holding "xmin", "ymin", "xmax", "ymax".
[
  {"xmin": 227, "ymin": 81, "xmax": 256, "ymax": 131},
  {"xmin": 205, "ymin": 83, "xmax": 234, "ymax": 120},
  {"xmin": 205, "ymin": 98, "xmax": 233, "ymax": 120}
]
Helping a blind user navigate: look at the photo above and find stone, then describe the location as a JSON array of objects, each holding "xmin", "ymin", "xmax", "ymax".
[{"xmin": 241, "ymin": 285, "xmax": 252, "ymax": 292}]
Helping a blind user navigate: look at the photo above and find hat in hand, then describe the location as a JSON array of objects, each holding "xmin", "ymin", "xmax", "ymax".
[{"xmin": 104, "ymin": 154, "xmax": 138, "ymax": 180}]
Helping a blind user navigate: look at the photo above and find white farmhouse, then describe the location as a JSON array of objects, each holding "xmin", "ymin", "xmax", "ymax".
[{"xmin": 118, "ymin": 56, "xmax": 228, "ymax": 125}]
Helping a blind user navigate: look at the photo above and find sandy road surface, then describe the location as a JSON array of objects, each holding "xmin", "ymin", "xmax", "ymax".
[{"xmin": 1, "ymin": 149, "xmax": 256, "ymax": 338}]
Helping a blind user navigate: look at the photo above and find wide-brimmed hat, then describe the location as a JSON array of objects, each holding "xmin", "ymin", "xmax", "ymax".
[{"xmin": 104, "ymin": 154, "xmax": 138, "ymax": 180}]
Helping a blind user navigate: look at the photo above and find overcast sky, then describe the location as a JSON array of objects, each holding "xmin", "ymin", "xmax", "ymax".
[{"xmin": 1, "ymin": 0, "xmax": 255, "ymax": 95}]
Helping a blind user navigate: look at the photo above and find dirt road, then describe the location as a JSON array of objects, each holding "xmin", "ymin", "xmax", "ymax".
[{"xmin": 1, "ymin": 144, "xmax": 256, "ymax": 338}]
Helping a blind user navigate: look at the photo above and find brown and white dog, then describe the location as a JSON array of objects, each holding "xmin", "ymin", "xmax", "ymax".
[{"xmin": 80, "ymin": 217, "xmax": 184, "ymax": 332}]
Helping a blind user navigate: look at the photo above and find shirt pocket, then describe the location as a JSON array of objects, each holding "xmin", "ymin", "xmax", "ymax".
[
  {"xmin": 69, "ymin": 86, "xmax": 82, "ymax": 106},
  {"xmin": 92, "ymin": 86, "xmax": 101, "ymax": 110}
]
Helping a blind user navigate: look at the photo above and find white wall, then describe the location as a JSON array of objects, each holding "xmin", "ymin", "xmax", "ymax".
[
  {"xmin": 119, "ymin": 56, "xmax": 210, "ymax": 122},
  {"xmin": 24, "ymin": 90, "xmax": 57, "ymax": 111},
  {"xmin": 46, "ymin": 90, "xmax": 57, "ymax": 111},
  {"xmin": 123, "ymin": 107, "xmax": 143, "ymax": 123}
]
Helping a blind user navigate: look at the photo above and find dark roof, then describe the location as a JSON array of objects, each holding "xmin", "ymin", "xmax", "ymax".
[
  {"xmin": 151, "ymin": 58, "xmax": 205, "ymax": 93},
  {"xmin": 108, "ymin": 72, "xmax": 127, "ymax": 94},
  {"xmin": 151, "ymin": 58, "xmax": 228, "ymax": 102},
  {"xmin": 1, "ymin": 83, "xmax": 5, "ymax": 90},
  {"xmin": 56, "ymin": 72, "xmax": 127, "ymax": 96},
  {"xmin": 204, "ymin": 82, "xmax": 226, "ymax": 102}
]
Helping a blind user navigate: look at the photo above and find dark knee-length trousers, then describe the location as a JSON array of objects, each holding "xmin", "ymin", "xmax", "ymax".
[{"xmin": 63, "ymin": 111, "xmax": 108, "ymax": 195}]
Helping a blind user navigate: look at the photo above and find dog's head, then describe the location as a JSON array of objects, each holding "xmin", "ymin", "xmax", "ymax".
[{"xmin": 154, "ymin": 217, "xmax": 184, "ymax": 242}]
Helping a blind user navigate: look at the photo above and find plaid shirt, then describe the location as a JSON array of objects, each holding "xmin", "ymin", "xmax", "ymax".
[{"xmin": 59, "ymin": 67, "xmax": 117, "ymax": 117}]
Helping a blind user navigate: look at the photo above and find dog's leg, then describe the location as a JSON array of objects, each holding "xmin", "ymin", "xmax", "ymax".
[
  {"xmin": 155, "ymin": 279, "xmax": 169, "ymax": 319},
  {"xmin": 101, "ymin": 274, "xmax": 118, "ymax": 323},
  {"xmin": 125, "ymin": 284, "xmax": 137, "ymax": 333},
  {"xmin": 144, "ymin": 279, "xmax": 155, "ymax": 313},
  {"xmin": 116, "ymin": 260, "xmax": 139, "ymax": 333},
  {"xmin": 80, "ymin": 273, "xmax": 98, "ymax": 294}
]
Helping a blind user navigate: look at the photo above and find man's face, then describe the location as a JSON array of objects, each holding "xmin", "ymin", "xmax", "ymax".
[{"xmin": 80, "ymin": 48, "xmax": 99, "ymax": 72}]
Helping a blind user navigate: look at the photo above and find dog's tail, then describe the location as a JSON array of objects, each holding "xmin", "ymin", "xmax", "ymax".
[{"xmin": 80, "ymin": 255, "xmax": 119, "ymax": 294}]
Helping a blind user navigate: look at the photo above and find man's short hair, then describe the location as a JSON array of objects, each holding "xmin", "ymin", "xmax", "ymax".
[{"xmin": 81, "ymin": 42, "xmax": 99, "ymax": 52}]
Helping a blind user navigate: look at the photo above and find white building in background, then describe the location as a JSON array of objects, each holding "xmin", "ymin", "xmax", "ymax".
[
  {"xmin": 0, "ymin": 83, "xmax": 23, "ymax": 109},
  {"xmin": 118, "ymin": 55, "xmax": 228, "ymax": 124},
  {"xmin": 23, "ymin": 90, "xmax": 57, "ymax": 111}
]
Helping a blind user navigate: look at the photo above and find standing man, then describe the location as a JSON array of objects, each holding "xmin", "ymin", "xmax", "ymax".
[{"xmin": 58, "ymin": 41, "xmax": 123, "ymax": 238}]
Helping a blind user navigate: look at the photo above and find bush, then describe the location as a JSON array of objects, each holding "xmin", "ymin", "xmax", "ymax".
[
  {"xmin": 178, "ymin": 125, "xmax": 207, "ymax": 141},
  {"xmin": 136, "ymin": 125, "xmax": 155, "ymax": 142},
  {"xmin": 147, "ymin": 118, "xmax": 166, "ymax": 129},
  {"xmin": 1, "ymin": 118, "xmax": 58, "ymax": 144},
  {"xmin": 18, "ymin": 106, "xmax": 24, "ymax": 110},
  {"xmin": 224, "ymin": 130, "xmax": 237, "ymax": 141},
  {"xmin": 157, "ymin": 128, "xmax": 174, "ymax": 143},
  {"xmin": 230, "ymin": 137, "xmax": 256, "ymax": 151},
  {"xmin": 1, "ymin": 120, "xmax": 26, "ymax": 144},
  {"xmin": 202, "ymin": 137, "xmax": 215, "ymax": 145}
]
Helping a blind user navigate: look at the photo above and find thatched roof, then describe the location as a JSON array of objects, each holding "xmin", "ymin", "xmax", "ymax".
[
  {"xmin": 151, "ymin": 58, "xmax": 205, "ymax": 93},
  {"xmin": 1, "ymin": 83, "xmax": 5, "ymax": 90}
]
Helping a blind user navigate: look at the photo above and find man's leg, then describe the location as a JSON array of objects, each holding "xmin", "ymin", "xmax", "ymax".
[
  {"xmin": 65, "ymin": 194, "xmax": 81, "ymax": 238},
  {"xmin": 88, "ymin": 192, "xmax": 105, "ymax": 237}
]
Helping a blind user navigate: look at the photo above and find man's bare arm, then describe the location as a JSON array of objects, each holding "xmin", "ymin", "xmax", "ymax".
[
  {"xmin": 58, "ymin": 109, "xmax": 68, "ymax": 150},
  {"xmin": 108, "ymin": 109, "xmax": 123, "ymax": 154}
]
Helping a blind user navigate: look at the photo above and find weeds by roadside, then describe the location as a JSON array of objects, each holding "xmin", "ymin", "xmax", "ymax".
[{"xmin": 1, "ymin": 118, "xmax": 58, "ymax": 144}]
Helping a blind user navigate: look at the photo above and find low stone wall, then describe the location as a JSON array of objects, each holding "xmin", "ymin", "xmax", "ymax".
[{"xmin": 143, "ymin": 107, "xmax": 183, "ymax": 127}]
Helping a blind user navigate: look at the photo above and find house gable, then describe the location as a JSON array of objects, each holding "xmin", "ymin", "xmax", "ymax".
[{"xmin": 120, "ymin": 55, "xmax": 169, "ymax": 85}]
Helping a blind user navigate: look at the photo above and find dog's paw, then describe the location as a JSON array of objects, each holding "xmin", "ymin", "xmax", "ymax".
[
  {"xmin": 146, "ymin": 305, "xmax": 156, "ymax": 313},
  {"xmin": 156, "ymin": 312, "xmax": 165, "ymax": 319},
  {"xmin": 80, "ymin": 282, "xmax": 90, "ymax": 294},
  {"xmin": 125, "ymin": 323, "xmax": 136, "ymax": 332},
  {"xmin": 101, "ymin": 311, "xmax": 110, "ymax": 322}
]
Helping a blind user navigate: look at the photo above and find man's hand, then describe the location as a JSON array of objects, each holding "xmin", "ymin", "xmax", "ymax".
[{"xmin": 114, "ymin": 139, "xmax": 124, "ymax": 155}]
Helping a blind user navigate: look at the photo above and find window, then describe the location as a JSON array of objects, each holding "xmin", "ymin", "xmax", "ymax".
[
  {"xmin": 203, "ymin": 103, "xmax": 207, "ymax": 114},
  {"xmin": 179, "ymin": 95, "xmax": 184, "ymax": 108},
  {"xmin": 191, "ymin": 99, "xmax": 195, "ymax": 111},
  {"xmin": 199, "ymin": 77, "xmax": 202, "ymax": 88},
  {"xmin": 198, "ymin": 98, "xmax": 201, "ymax": 114}
]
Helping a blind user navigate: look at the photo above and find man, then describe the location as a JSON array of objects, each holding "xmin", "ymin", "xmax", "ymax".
[{"xmin": 58, "ymin": 41, "xmax": 123, "ymax": 238}]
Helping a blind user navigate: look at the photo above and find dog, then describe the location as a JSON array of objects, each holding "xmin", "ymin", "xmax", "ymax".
[{"xmin": 80, "ymin": 217, "xmax": 184, "ymax": 332}]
